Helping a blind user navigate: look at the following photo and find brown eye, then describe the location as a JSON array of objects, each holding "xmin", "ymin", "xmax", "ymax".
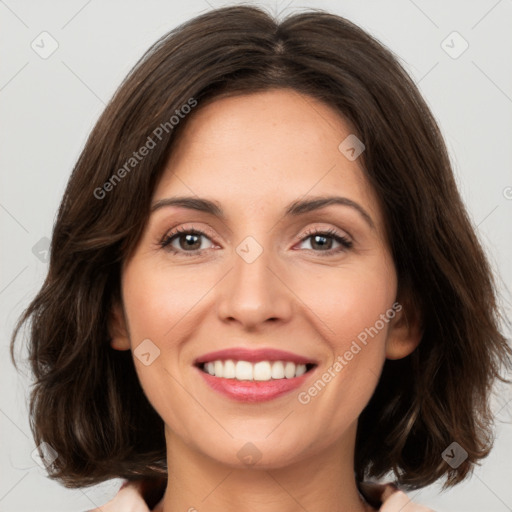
[
  {"xmin": 160, "ymin": 227, "xmax": 214, "ymax": 255},
  {"xmin": 297, "ymin": 228, "xmax": 352, "ymax": 255}
]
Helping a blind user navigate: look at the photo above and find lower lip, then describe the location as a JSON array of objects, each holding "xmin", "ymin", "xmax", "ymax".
[{"xmin": 196, "ymin": 366, "xmax": 315, "ymax": 402}]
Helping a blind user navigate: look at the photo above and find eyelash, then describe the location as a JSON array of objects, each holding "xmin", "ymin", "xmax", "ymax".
[
  {"xmin": 298, "ymin": 227, "xmax": 353, "ymax": 254},
  {"xmin": 159, "ymin": 225, "xmax": 353, "ymax": 257}
]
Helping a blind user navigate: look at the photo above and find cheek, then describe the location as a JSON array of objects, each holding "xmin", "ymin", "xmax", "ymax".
[
  {"xmin": 291, "ymin": 255, "xmax": 396, "ymax": 419},
  {"xmin": 122, "ymin": 258, "xmax": 216, "ymax": 342},
  {"xmin": 289, "ymin": 252, "xmax": 397, "ymax": 351},
  {"xmin": 120, "ymin": 264, "xmax": 198, "ymax": 438},
  {"xmin": 119, "ymin": 258, "xmax": 223, "ymax": 426}
]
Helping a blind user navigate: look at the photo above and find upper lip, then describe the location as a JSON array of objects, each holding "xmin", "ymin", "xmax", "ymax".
[{"xmin": 194, "ymin": 347, "xmax": 318, "ymax": 366}]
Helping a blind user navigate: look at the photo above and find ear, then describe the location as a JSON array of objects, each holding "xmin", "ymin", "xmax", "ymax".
[
  {"xmin": 385, "ymin": 300, "xmax": 422, "ymax": 360},
  {"xmin": 109, "ymin": 301, "xmax": 131, "ymax": 351}
]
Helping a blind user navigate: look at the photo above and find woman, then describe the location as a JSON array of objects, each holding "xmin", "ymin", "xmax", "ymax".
[{"xmin": 11, "ymin": 5, "xmax": 510, "ymax": 512}]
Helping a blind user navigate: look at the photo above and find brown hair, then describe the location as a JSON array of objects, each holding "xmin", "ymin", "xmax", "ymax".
[{"xmin": 11, "ymin": 5, "xmax": 511, "ymax": 492}]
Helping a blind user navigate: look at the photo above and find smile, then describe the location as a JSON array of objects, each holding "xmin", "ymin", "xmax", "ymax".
[
  {"xmin": 194, "ymin": 347, "xmax": 318, "ymax": 402},
  {"xmin": 200, "ymin": 359, "xmax": 315, "ymax": 381}
]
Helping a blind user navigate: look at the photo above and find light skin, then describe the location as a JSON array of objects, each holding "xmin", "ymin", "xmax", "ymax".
[{"xmin": 110, "ymin": 88, "xmax": 422, "ymax": 512}]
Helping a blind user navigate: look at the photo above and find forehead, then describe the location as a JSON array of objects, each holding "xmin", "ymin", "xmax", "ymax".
[{"xmin": 155, "ymin": 89, "xmax": 381, "ymax": 227}]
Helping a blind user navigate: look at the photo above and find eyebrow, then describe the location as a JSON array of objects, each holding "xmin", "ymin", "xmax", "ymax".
[{"xmin": 151, "ymin": 195, "xmax": 375, "ymax": 228}]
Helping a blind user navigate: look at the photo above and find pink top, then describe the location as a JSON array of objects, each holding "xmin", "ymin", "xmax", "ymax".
[{"xmin": 89, "ymin": 479, "xmax": 434, "ymax": 511}]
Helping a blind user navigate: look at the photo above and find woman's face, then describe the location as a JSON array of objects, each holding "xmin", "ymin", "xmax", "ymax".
[{"xmin": 112, "ymin": 88, "xmax": 418, "ymax": 469}]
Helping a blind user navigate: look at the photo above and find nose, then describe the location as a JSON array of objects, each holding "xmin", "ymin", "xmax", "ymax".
[{"xmin": 216, "ymin": 239, "xmax": 293, "ymax": 330}]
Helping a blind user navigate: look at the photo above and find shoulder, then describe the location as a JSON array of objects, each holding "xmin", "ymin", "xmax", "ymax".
[
  {"xmin": 360, "ymin": 482, "xmax": 435, "ymax": 511},
  {"xmin": 87, "ymin": 480, "xmax": 153, "ymax": 512}
]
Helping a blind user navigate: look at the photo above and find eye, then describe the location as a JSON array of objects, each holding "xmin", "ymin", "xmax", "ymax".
[
  {"xmin": 296, "ymin": 227, "xmax": 352, "ymax": 255},
  {"xmin": 160, "ymin": 226, "xmax": 215, "ymax": 256},
  {"xmin": 159, "ymin": 225, "xmax": 353, "ymax": 257}
]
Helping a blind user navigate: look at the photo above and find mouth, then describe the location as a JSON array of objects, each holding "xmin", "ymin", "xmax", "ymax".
[
  {"xmin": 193, "ymin": 348, "xmax": 318, "ymax": 402},
  {"xmin": 196, "ymin": 360, "xmax": 317, "ymax": 381}
]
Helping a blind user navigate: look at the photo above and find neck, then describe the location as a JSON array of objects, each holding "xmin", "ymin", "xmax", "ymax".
[{"xmin": 158, "ymin": 422, "xmax": 371, "ymax": 512}]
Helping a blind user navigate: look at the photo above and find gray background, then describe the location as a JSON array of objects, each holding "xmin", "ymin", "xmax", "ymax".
[{"xmin": 1, "ymin": 0, "xmax": 511, "ymax": 510}]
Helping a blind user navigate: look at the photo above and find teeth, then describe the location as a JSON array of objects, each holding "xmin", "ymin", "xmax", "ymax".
[
  {"xmin": 205, "ymin": 362, "xmax": 215, "ymax": 375},
  {"xmin": 284, "ymin": 361, "xmax": 295, "ymax": 379},
  {"xmin": 202, "ymin": 359, "xmax": 309, "ymax": 381},
  {"xmin": 271, "ymin": 361, "xmax": 285, "ymax": 379},
  {"xmin": 235, "ymin": 361, "xmax": 253, "ymax": 380},
  {"xmin": 223, "ymin": 359, "xmax": 236, "ymax": 378},
  {"xmin": 295, "ymin": 364, "xmax": 307, "ymax": 377},
  {"xmin": 253, "ymin": 361, "xmax": 272, "ymax": 381}
]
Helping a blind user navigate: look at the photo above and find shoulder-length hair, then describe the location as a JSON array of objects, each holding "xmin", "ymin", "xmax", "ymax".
[{"xmin": 11, "ymin": 5, "xmax": 511, "ymax": 491}]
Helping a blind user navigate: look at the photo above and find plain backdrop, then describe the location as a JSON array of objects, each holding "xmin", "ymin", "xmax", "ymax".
[{"xmin": 1, "ymin": 0, "xmax": 511, "ymax": 511}]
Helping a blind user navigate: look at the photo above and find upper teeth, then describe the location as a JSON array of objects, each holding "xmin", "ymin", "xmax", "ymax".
[{"xmin": 203, "ymin": 360, "xmax": 308, "ymax": 381}]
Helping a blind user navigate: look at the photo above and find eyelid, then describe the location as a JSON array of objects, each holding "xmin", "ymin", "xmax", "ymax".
[
  {"xmin": 295, "ymin": 224, "xmax": 351, "ymax": 241},
  {"xmin": 158, "ymin": 223, "xmax": 219, "ymax": 257},
  {"xmin": 160, "ymin": 223, "xmax": 217, "ymax": 244},
  {"xmin": 293, "ymin": 226, "xmax": 353, "ymax": 253}
]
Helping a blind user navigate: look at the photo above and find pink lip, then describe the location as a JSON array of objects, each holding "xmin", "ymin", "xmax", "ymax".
[
  {"xmin": 194, "ymin": 347, "xmax": 316, "ymax": 365},
  {"xmin": 195, "ymin": 366, "xmax": 316, "ymax": 403}
]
